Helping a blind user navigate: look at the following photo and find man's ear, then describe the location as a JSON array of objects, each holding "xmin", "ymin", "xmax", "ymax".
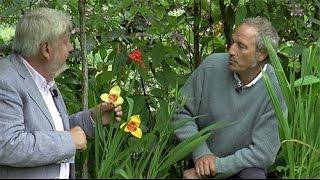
[
  {"xmin": 39, "ymin": 42, "xmax": 50, "ymax": 60},
  {"xmin": 257, "ymin": 51, "xmax": 268, "ymax": 63}
]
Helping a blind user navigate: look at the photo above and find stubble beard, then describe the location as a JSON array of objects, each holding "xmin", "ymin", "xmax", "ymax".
[
  {"xmin": 49, "ymin": 59, "xmax": 68, "ymax": 80},
  {"xmin": 54, "ymin": 62, "xmax": 68, "ymax": 78}
]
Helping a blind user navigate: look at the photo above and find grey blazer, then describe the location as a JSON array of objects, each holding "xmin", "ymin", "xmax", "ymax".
[{"xmin": 0, "ymin": 54, "xmax": 94, "ymax": 179}]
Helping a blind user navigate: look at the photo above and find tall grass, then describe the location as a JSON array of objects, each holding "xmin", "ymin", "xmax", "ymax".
[
  {"xmin": 262, "ymin": 38, "xmax": 320, "ymax": 178},
  {"xmin": 93, "ymin": 86, "xmax": 230, "ymax": 178}
]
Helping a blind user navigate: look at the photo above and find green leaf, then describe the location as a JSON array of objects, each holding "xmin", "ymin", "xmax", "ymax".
[
  {"xmin": 150, "ymin": 88, "xmax": 167, "ymax": 99},
  {"xmin": 262, "ymin": 72, "xmax": 294, "ymax": 176},
  {"xmin": 159, "ymin": 120, "xmax": 234, "ymax": 172},
  {"xmin": 155, "ymin": 71, "xmax": 168, "ymax": 89},
  {"xmin": 96, "ymin": 70, "xmax": 113, "ymax": 87},
  {"xmin": 159, "ymin": 0, "xmax": 169, "ymax": 7},
  {"xmin": 294, "ymin": 75, "xmax": 320, "ymax": 87},
  {"xmin": 231, "ymin": 0, "xmax": 240, "ymax": 6},
  {"xmin": 254, "ymin": 0, "xmax": 266, "ymax": 13},
  {"xmin": 115, "ymin": 168, "xmax": 130, "ymax": 179},
  {"xmin": 226, "ymin": 6, "xmax": 235, "ymax": 26},
  {"xmin": 152, "ymin": 42, "xmax": 165, "ymax": 68},
  {"xmin": 112, "ymin": 51, "xmax": 127, "ymax": 76},
  {"xmin": 126, "ymin": 97, "xmax": 134, "ymax": 121},
  {"xmin": 106, "ymin": 29, "xmax": 126, "ymax": 41},
  {"xmin": 263, "ymin": 36, "xmax": 295, "ymax": 120},
  {"xmin": 131, "ymin": 95, "xmax": 145, "ymax": 114},
  {"xmin": 158, "ymin": 99, "xmax": 169, "ymax": 123},
  {"xmin": 289, "ymin": 43, "xmax": 306, "ymax": 56},
  {"xmin": 271, "ymin": 14, "xmax": 287, "ymax": 31},
  {"xmin": 235, "ymin": 5, "xmax": 247, "ymax": 26},
  {"xmin": 309, "ymin": 17, "xmax": 320, "ymax": 26}
]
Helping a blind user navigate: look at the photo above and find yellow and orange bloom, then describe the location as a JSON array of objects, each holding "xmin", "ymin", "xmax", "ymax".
[
  {"xmin": 100, "ymin": 85, "xmax": 124, "ymax": 106},
  {"xmin": 120, "ymin": 115, "xmax": 142, "ymax": 138}
]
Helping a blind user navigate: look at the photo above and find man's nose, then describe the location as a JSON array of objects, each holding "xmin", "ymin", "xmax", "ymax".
[
  {"xmin": 228, "ymin": 43, "xmax": 236, "ymax": 55},
  {"xmin": 69, "ymin": 43, "xmax": 74, "ymax": 53}
]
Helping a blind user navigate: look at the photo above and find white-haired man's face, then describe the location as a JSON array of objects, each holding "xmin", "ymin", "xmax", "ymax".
[{"xmin": 49, "ymin": 33, "xmax": 74, "ymax": 78}]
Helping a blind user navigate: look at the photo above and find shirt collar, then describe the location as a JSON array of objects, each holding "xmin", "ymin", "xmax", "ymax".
[
  {"xmin": 234, "ymin": 64, "xmax": 267, "ymax": 89},
  {"xmin": 20, "ymin": 55, "xmax": 55, "ymax": 92}
]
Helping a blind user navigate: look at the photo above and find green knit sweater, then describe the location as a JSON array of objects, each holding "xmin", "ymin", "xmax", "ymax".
[{"xmin": 174, "ymin": 53, "xmax": 287, "ymax": 175}]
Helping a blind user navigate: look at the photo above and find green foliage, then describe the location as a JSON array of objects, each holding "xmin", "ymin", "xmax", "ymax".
[
  {"xmin": 263, "ymin": 38, "xmax": 320, "ymax": 178},
  {"xmin": 93, "ymin": 87, "xmax": 231, "ymax": 178}
]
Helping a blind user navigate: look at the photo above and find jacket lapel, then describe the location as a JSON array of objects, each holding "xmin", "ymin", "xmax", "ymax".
[{"xmin": 10, "ymin": 54, "xmax": 56, "ymax": 130}]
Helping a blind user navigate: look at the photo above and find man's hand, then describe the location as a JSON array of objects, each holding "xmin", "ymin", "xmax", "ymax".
[
  {"xmin": 90, "ymin": 102, "xmax": 123, "ymax": 125},
  {"xmin": 69, "ymin": 126, "xmax": 87, "ymax": 150},
  {"xmin": 195, "ymin": 154, "xmax": 217, "ymax": 178},
  {"xmin": 183, "ymin": 168, "xmax": 200, "ymax": 179}
]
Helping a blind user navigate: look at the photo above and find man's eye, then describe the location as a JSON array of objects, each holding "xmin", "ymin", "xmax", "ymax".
[{"xmin": 238, "ymin": 43, "xmax": 246, "ymax": 49}]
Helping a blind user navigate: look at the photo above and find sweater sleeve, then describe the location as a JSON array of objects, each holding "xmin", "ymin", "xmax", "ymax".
[
  {"xmin": 215, "ymin": 96, "xmax": 287, "ymax": 174},
  {"xmin": 173, "ymin": 67, "xmax": 213, "ymax": 161}
]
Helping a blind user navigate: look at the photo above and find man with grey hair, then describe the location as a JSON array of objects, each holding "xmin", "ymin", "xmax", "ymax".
[
  {"xmin": 174, "ymin": 17, "xmax": 287, "ymax": 179},
  {"xmin": 0, "ymin": 7, "xmax": 123, "ymax": 179}
]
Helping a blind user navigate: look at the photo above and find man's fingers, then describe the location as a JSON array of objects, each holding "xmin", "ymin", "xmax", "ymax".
[
  {"xmin": 209, "ymin": 160, "xmax": 216, "ymax": 176},
  {"xmin": 200, "ymin": 160, "xmax": 207, "ymax": 177},
  {"xmin": 204, "ymin": 160, "xmax": 211, "ymax": 176},
  {"xmin": 183, "ymin": 168, "xmax": 199, "ymax": 179},
  {"xmin": 115, "ymin": 116, "xmax": 121, "ymax": 122},
  {"xmin": 114, "ymin": 106, "xmax": 123, "ymax": 121},
  {"xmin": 101, "ymin": 102, "xmax": 114, "ymax": 111},
  {"xmin": 115, "ymin": 111, "xmax": 123, "ymax": 117},
  {"xmin": 114, "ymin": 105, "xmax": 122, "ymax": 112},
  {"xmin": 196, "ymin": 161, "xmax": 204, "ymax": 178},
  {"xmin": 195, "ymin": 164, "xmax": 201, "ymax": 178}
]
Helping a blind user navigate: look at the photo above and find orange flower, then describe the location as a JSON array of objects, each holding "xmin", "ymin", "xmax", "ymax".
[
  {"xmin": 120, "ymin": 115, "xmax": 142, "ymax": 138},
  {"xmin": 129, "ymin": 49, "xmax": 145, "ymax": 68}
]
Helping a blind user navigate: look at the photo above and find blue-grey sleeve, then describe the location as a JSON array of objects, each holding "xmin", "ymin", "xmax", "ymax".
[
  {"xmin": 69, "ymin": 110, "xmax": 95, "ymax": 138},
  {"xmin": 173, "ymin": 67, "xmax": 213, "ymax": 161},
  {"xmin": 215, "ymin": 98, "xmax": 286, "ymax": 174}
]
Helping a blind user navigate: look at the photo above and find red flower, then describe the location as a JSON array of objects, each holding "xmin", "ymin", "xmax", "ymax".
[{"xmin": 129, "ymin": 49, "xmax": 145, "ymax": 68}]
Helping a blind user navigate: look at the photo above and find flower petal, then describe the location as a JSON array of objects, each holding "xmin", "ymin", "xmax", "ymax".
[
  {"xmin": 109, "ymin": 86, "xmax": 121, "ymax": 96},
  {"xmin": 131, "ymin": 128, "xmax": 142, "ymax": 138},
  {"xmin": 100, "ymin": 93, "xmax": 109, "ymax": 102},
  {"xmin": 121, "ymin": 123, "xmax": 131, "ymax": 132},
  {"xmin": 114, "ymin": 96, "xmax": 124, "ymax": 106},
  {"xmin": 124, "ymin": 126, "xmax": 131, "ymax": 132},
  {"xmin": 120, "ymin": 122, "xmax": 126, "ymax": 129},
  {"xmin": 130, "ymin": 115, "xmax": 141, "ymax": 126}
]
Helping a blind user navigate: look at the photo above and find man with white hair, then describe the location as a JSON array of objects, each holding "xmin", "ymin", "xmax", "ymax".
[{"xmin": 0, "ymin": 7, "xmax": 123, "ymax": 179}]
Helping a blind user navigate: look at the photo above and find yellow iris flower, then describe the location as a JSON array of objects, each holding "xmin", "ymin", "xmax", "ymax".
[
  {"xmin": 120, "ymin": 115, "xmax": 142, "ymax": 138},
  {"xmin": 100, "ymin": 85, "xmax": 124, "ymax": 106}
]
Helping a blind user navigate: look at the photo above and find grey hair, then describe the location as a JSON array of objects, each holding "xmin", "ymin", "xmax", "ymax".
[
  {"xmin": 13, "ymin": 7, "xmax": 72, "ymax": 57},
  {"xmin": 240, "ymin": 17, "xmax": 280, "ymax": 52}
]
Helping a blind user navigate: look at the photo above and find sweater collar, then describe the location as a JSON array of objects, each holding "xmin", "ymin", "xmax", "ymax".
[{"xmin": 234, "ymin": 64, "xmax": 267, "ymax": 89}]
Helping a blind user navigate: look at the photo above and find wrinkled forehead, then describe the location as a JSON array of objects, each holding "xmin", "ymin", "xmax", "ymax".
[
  {"xmin": 233, "ymin": 24, "xmax": 258, "ymax": 37},
  {"xmin": 232, "ymin": 24, "xmax": 258, "ymax": 45}
]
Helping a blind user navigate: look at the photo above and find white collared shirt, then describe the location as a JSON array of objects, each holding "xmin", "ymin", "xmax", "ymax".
[
  {"xmin": 234, "ymin": 64, "xmax": 268, "ymax": 89},
  {"xmin": 21, "ymin": 56, "xmax": 70, "ymax": 179}
]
